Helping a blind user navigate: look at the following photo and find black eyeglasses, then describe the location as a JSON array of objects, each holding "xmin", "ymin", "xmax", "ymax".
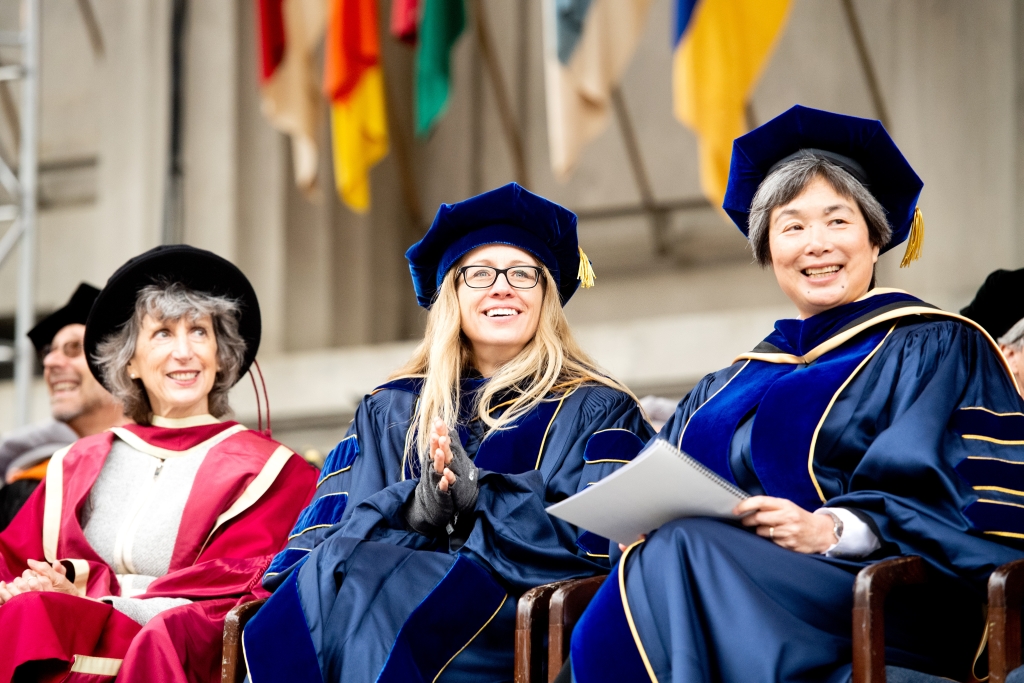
[
  {"xmin": 457, "ymin": 265, "xmax": 542, "ymax": 289},
  {"xmin": 41, "ymin": 339, "xmax": 84, "ymax": 360}
]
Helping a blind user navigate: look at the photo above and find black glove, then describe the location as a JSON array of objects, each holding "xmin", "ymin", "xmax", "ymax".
[
  {"xmin": 445, "ymin": 434, "xmax": 479, "ymax": 514},
  {"xmin": 403, "ymin": 430, "xmax": 479, "ymax": 537}
]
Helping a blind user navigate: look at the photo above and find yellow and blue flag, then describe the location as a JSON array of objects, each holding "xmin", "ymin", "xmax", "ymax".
[
  {"xmin": 542, "ymin": 0, "xmax": 653, "ymax": 180},
  {"xmin": 673, "ymin": 0, "xmax": 791, "ymax": 206}
]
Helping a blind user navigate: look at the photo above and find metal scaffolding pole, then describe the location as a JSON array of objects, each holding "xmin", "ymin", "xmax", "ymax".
[{"xmin": 11, "ymin": 0, "xmax": 39, "ymax": 426}]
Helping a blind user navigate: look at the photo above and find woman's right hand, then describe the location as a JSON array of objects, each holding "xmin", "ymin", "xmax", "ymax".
[
  {"xmin": 429, "ymin": 419, "xmax": 479, "ymax": 512},
  {"xmin": 429, "ymin": 419, "xmax": 458, "ymax": 492}
]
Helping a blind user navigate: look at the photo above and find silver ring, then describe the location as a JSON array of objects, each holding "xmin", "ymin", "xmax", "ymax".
[{"xmin": 769, "ymin": 526, "xmax": 775, "ymax": 540}]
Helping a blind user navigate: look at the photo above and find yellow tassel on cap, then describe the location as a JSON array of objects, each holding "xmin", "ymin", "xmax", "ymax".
[
  {"xmin": 577, "ymin": 246, "xmax": 596, "ymax": 288},
  {"xmin": 899, "ymin": 206, "xmax": 924, "ymax": 268}
]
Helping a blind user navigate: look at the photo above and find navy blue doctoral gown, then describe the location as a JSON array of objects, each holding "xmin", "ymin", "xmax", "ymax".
[
  {"xmin": 571, "ymin": 291, "xmax": 1024, "ymax": 683},
  {"xmin": 244, "ymin": 377, "xmax": 654, "ymax": 683}
]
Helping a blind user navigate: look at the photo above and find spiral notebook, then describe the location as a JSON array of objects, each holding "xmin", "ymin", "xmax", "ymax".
[{"xmin": 545, "ymin": 438, "xmax": 749, "ymax": 546}]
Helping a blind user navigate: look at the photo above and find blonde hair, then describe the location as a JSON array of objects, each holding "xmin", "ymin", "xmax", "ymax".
[{"xmin": 390, "ymin": 262, "xmax": 636, "ymax": 476}]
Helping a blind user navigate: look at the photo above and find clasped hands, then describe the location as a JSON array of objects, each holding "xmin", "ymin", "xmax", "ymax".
[
  {"xmin": 0, "ymin": 559, "xmax": 78, "ymax": 605},
  {"xmin": 405, "ymin": 419, "xmax": 479, "ymax": 536},
  {"xmin": 617, "ymin": 496, "xmax": 838, "ymax": 555}
]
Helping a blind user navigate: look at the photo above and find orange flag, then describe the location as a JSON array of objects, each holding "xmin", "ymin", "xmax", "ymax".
[{"xmin": 324, "ymin": 0, "xmax": 389, "ymax": 212}]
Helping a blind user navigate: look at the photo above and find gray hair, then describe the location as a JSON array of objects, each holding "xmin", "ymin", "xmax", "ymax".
[
  {"xmin": 93, "ymin": 281, "xmax": 247, "ymax": 425},
  {"xmin": 747, "ymin": 155, "xmax": 892, "ymax": 267},
  {"xmin": 999, "ymin": 318, "xmax": 1024, "ymax": 351}
]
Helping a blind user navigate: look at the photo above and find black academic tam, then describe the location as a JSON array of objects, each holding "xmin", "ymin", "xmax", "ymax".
[
  {"xmin": 84, "ymin": 245, "xmax": 261, "ymax": 391},
  {"xmin": 27, "ymin": 282, "xmax": 100, "ymax": 353}
]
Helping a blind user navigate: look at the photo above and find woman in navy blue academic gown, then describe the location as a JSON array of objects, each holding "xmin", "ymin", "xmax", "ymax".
[
  {"xmin": 243, "ymin": 183, "xmax": 655, "ymax": 682},
  {"xmin": 568, "ymin": 106, "xmax": 1024, "ymax": 683}
]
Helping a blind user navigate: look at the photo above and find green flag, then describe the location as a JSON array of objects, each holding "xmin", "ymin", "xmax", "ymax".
[{"xmin": 415, "ymin": 0, "xmax": 465, "ymax": 136}]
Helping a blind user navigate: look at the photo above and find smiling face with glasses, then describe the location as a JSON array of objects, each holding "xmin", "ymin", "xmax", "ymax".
[
  {"xmin": 42, "ymin": 323, "xmax": 117, "ymax": 427},
  {"xmin": 455, "ymin": 244, "xmax": 546, "ymax": 377}
]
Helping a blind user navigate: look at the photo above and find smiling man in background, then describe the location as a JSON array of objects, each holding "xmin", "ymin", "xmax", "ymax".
[{"xmin": 0, "ymin": 283, "xmax": 129, "ymax": 528}]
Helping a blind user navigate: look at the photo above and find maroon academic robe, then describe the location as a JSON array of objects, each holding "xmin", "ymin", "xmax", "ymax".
[{"xmin": 0, "ymin": 420, "xmax": 318, "ymax": 683}]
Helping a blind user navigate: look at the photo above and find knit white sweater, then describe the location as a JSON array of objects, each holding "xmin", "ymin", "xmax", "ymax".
[{"xmin": 80, "ymin": 436, "xmax": 214, "ymax": 624}]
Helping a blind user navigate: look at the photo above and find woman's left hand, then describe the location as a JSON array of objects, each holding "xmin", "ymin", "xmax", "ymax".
[{"xmin": 734, "ymin": 496, "xmax": 837, "ymax": 554}]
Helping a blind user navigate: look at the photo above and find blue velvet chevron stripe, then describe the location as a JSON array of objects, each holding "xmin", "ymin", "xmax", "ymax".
[
  {"xmin": 951, "ymin": 407, "xmax": 1024, "ymax": 444},
  {"xmin": 264, "ymin": 435, "xmax": 360, "ymax": 579},
  {"xmin": 581, "ymin": 428, "xmax": 646, "ymax": 465},
  {"xmin": 964, "ymin": 499, "xmax": 1024, "ymax": 540},
  {"xmin": 576, "ymin": 428, "xmax": 647, "ymax": 556},
  {"xmin": 289, "ymin": 492, "xmax": 350, "ymax": 538},
  {"xmin": 317, "ymin": 434, "xmax": 360, "ymax": 489},
  {"xmin": 957, "ymin": 457, "xmax": 1024, "ymax": 496},
  {"xmin": 951, "ymin": 407, "xmax": 1024, "ymax": 536}
]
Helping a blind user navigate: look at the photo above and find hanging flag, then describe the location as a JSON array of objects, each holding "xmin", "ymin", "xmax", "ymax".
[
  {"xmin": 324, "ymin": 0, "xmax": 389, "ymax": 212},
  {"xmin": 541, "ymin": 0, "xmax": 653, "ymax": 180},
  {"xmin": 415, "ymin": 0, "xmax": 465, "ymax": 137},
  {"xmin": 255, "ymin": 0, "xmax": 326, "ymax": 192},
  {"xmin": 255, "ymin": 0, "xmax": 286, "ymax": 80},
  {"xmin": 673, "ymin": 0, "xmax": 791, "ymax": 206},
  {"xmin": 390, "ymin": 0, "xmax": 419, "ymax": 45}
]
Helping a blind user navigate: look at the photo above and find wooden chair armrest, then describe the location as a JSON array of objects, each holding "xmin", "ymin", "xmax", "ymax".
[
  {"xmin": 548, "ymin": 575, "xmax": 608, "ymax": 683},
  {"xmin": 852, "ymin": 556, "xmax": 927, "ymax": 683},
  {"xmin": 515, "ymin": 580, "xmax": 577, "ymax": 683},
  {"xmin": 989, "ymin": 558, "xmax": 1024, "ymax": 683},
  {"xmin": 221, "ymin": 597, "xmax": 267, "ymax": 683}
]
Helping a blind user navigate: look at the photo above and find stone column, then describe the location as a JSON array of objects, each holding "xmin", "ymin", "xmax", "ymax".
[{"xmin": 92, "ymin": 0, "xmax": 171, "ymax": 276}]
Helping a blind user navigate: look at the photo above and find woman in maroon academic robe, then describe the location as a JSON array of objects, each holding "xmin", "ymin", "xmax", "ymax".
[{"xmin": 0, "ymin": 245, "xmax": 318, "ymax": 683}]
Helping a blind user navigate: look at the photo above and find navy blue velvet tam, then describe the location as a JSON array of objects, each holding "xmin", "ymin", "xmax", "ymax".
[
  {"xmin": 722, "ymin": 105, "xmax": 923, "ymax": 255},
  {"xmin": 406, "ymin": 183, "xmax": 590, "ymax": 308}
]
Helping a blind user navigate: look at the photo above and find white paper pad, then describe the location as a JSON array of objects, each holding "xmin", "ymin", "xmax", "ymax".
[{"xmin": 546, "ymin": 438, "xmax": 749, "ymax": 546}]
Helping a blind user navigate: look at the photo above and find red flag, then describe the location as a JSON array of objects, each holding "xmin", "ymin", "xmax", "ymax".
[
  {"xmin": 390, "ymin": 0, "xmax": 419, "ymax": 45},
  {"xmin": 255, "ymin": 0, "xmax": 286, "ymax": 82}
]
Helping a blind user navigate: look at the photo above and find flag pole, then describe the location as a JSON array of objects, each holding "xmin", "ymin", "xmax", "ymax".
[
  {"xmin": 378, "ymin": 24, "xmax": 424, "ymax": 233},
  {"xmin": 13, "ymin": 0, "xmax": 40, "ymax": 426},
  {"xmin": 611, "ymin": 86, "xmax": 669, "ymax": 255},
  {"xmin": 840, "ymin": 0, "xmax": 890, "ymax": 130}
]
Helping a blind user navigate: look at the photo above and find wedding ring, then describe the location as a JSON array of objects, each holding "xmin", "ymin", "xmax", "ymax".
[{"xmin": 769, "ymin": 526, "xmax": 775, "ymax": 540}]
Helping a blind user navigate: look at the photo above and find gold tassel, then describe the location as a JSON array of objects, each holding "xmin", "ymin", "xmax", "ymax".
[
  {"xmin": 899, "ymin": 206, "xmax": 924, "ymax": 268},
  {"xmin": 577, "ymin": 246, "xmax": 596, "ymax": 288}
]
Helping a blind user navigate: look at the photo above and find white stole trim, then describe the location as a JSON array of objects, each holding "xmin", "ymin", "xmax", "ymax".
[
  {"xmin": 41, "ymin": 445, "xmax": 73, "ymax": 563},
  {"xmin": 150, "ymin": 414, "xmax": 221, "ymax": 428},
  {"xmin": 109, "ymin": 424, "xmax": 247, "ymax": 460},
  {"xmin": 69, "ymin": 655, "xmax": 123, "ymax": 676},
  {"xmin": 196, "ymin": 445, "xmax": 294, "ymax": 558}
]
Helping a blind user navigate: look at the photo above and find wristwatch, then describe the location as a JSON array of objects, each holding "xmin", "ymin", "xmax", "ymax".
[{"xmin": 825, "ymin": 510, "xmax": 844, "ymax": 544}]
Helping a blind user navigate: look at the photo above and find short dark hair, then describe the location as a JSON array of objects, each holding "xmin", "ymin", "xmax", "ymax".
[{"xmin": 747, "ymin": 155, "xmax": 891, "ymax": 267}]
